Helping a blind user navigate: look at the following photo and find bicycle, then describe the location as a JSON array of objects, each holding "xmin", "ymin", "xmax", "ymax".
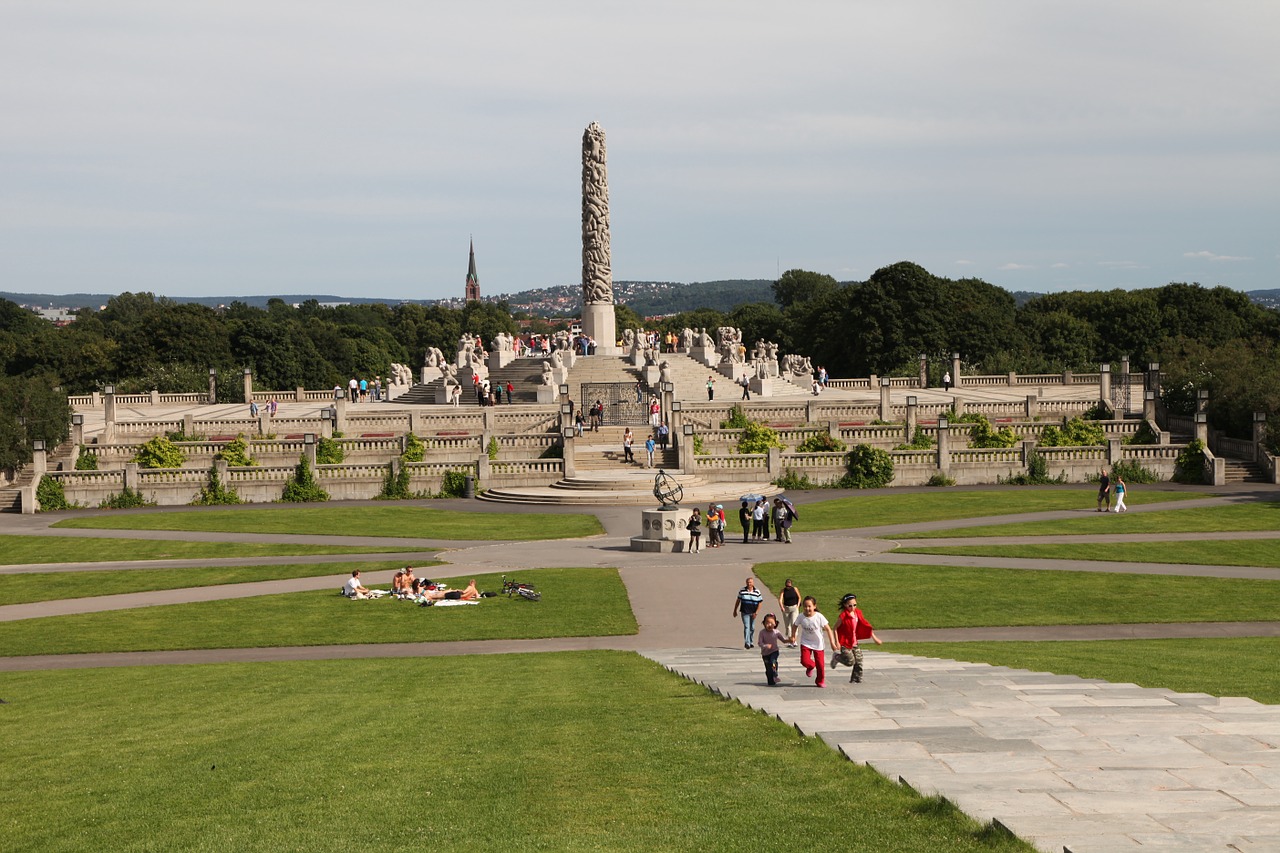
[{"xmin": 501, "ymin": 574, "xmax": 541, "ymax": 602}]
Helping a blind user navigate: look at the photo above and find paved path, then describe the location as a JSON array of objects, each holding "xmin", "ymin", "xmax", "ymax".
[{"xmin": 3, "ymin": 488, "xmax": 1279, "ymax": 850}]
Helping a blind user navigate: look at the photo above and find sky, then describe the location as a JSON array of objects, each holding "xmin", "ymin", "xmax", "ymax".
[{"xmin": 2, "ymin": 1, "xmax": 1277, "ymax": 301}]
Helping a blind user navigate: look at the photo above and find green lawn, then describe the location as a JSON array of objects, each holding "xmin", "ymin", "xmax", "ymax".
[
  {"xmin": 895, "ymin": 499, "xmax": 1280, "ymax": 538},
  {"xmin": 0, "ymin": 652, "xmax": 1031, "ymax": 853},
  {"xmin": 0, "ymin": 560, "xmax": 444, "ymax": 605},
  {"xmin": 891, "ymin": 638, "xmax": 1280, "ymax": 705},
  {"xmin": 0, "ymin": 534, "xmax": 393, "ymax": 566},
  {"xmin": 897, "ymin": 539, "xmax": 1280, "ymax": 567},
  {"xmin": 752, "ymin": 561, "xmax": 1280, "ymax": 629},
  {"xmin": 795, "ymin": 488, "xmax": 1196, "ymax": 531},
  {"xmin": 51, "ymin": 505, "xmax": 606, "ymax": 540},
  {"xmin": 0, "ymin": 568, "xmax": 635, "ymax": 656}
]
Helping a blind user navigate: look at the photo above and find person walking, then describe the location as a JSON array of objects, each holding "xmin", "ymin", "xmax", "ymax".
[
  {"xmin": 575, "ymin": 410, "xmax": 585, "ymax": 437},
  {"xmin": 740, "ymin": 375, "xmax": 751, "ymax": 400},
  {"xmin": 739, "ymin": 500, "xmax": 752, "ymax": 544},
  {"xmin": 1097, "ymin": 468, "xmax": 1111, "ymax": 512},
  {"xmin": 778, "ymin": 578, "xmax": 801, "ymax": 646},
  {"xmin": 831, "ymin": 592, "xmax": 883, "ymax": 683},
  {"xmin": 622, "ymin": 428, "xmax": 634, "ymax": 464},
  {"xmin": 706, "ymin": 503, "xmax": 721, "ymax": 547},
  {"xmin": 789, "ymin": 596, "xmax": 837, "ymax": 688},
  {"xmin": 733, "ymin": 577, "xmax": 765, "ymax": 649},
  {"xmin": 757, "ymin": 614, "xmax": 784, "ymax": 686},
  {"xmin": 657, "ymin": 421, "xmax": 669, "ymax": 450},
  {"xmin": 1113, "ymin": 475, "xmax": 1128, "ymax": 512},
  {"xmin": 645, "ymin": 434, "xmax": 656, "ymax": 468},
  {"xmin": 751, "ymin": 499, "xmax": 767, "ymax": 541},
  {"xmin": 942, "ymin": 371, "xmax": 952, "ymax": 391},
  {"xmin": 706, "ymin": 375, "xmax": 715, "ymax": 401},
  {"xmin": 774, "ymin": 497, "xmax": 795, "ymax": 543}
]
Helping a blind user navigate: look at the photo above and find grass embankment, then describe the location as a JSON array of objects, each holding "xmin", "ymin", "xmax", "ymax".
[
  {"xmin": 0, "ymin": 568, "xmax": 634, "ymax": 656},
  {"xmin": 894, "ymin": 500, "xmax": 1280, "ymax": 539},
  {"xmin": 0, "ymin": 560, "xmax": 445, "ymax": 606},
  {"xmin": 0, "ymin": 534, "xmax": 393, "ymax": 566},
  {"xmin": 752, "ymin": 562, "xmax": 1280, "ymax": 629},
  {"xmin": 52, "ymin": 506, "xmax": 606, "ymax": 540},
  {"xmin": 0, "ymin": 652, "xmax": 1032, "ymax": 852},
  {"xmin": 897, "ymin": 539, "xmax": 1280, "ymax": 568},
  {"xmin": 891, "ymin": 639, "xmax": 1280, "ymax": 705},
  {"xmin": 796, "ymin": 489, "xmax": 1197, "ymax": 531}
]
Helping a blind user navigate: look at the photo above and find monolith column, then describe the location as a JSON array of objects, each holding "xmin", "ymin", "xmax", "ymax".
[{"xmin": 581, "ymin": 121, "xmax": 618, "ymax": 354}]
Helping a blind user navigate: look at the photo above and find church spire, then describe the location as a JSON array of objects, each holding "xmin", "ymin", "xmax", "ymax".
[{"xmin": 464, "ymin": 237, "xmax": 480, "ymax": 302}]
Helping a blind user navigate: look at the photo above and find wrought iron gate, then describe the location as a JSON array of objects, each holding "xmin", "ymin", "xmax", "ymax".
[
  {"xmin": 1110, "ymin": 366, "xmax": 1133, "ymax": 415},
  {"xmin": 580, "ymin": 382, "xmax": 650, "ymax": 426}
]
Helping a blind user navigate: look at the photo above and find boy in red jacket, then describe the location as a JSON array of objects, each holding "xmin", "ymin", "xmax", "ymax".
[{"xmin": 832, "ymin": 592, "xmax": 883, "ymax": 683}]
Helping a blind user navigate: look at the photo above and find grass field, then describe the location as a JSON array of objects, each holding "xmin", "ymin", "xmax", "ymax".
[
  {"xmin": 751, "ymin": 561, "xmax": 1280, "ymax": 629},
  {"xmin": 51, "ymin": 505, "xmax": 606, "ymax": 540},
  {"xmin": 0, "ymin": 560, "xmax": 444, "ymax": 605},
  {"xmin": 0, "ymin": 652, "xmax": 1032, "ymax": 852},
  {"xmin": 0, "ymin": 568, "xmax": 634, "ymax": 656},
  {"xmin": 891, "ymin": 638, "xmax": 1280, "ymax": 705},
  {"xmin": 897, "ymin": 539, "xmax": 1280, "ymax": 567},
  {"xmin": 795, "ymin": 488, "xmax": 1197, "ymax": 531},
  {"xmin": 0, "ymin": 534, "xmax": 393, "ymax": 566},
  {"xmin": 895, "ymin": 499, "xmax": 1280, "ymax": 538}
]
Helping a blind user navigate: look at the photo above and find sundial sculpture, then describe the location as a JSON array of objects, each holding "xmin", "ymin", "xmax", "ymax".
[{"xmin": 653, "ymin": 469, "xmax": 683, "ymax": 510}]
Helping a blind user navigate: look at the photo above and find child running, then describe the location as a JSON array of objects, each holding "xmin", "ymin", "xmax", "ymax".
[
  {"xmin": 831, "ymin": 593, "xmax": 883, "ymax": 683},
  {"xmin": 788, "ymin": 596, "xmax": 838, "ymax": 688},
  {"xmin": 757, "ymin": 613, "xmax": 785, "ymax": 686}
]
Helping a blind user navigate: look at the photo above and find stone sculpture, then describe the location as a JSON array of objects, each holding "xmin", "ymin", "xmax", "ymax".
[
  {"xmin": 581, "ymin": 122, "xmax": 613, "ymax": 305},
  {"xmin": 540, "ymin": 361, "xmax": 554, "ymax": 385},
  {"xmin": 550, "ymin": 349, "xmax": 565, "ymax": 370},
  {"xmin": 659, "ymin": 360, "xmax": 673, "ymax": 385},
  {"xmin": 681, "ymin": 327, "xmax": 694, "ymax": 352}
]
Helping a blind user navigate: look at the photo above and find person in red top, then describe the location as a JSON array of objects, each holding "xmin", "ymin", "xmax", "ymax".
[{"xmin": 832, "ymin": 593, "xmax": 883, "ymax": 683}]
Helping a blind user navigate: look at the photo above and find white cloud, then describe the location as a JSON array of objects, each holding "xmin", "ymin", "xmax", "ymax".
[
  {"xmin": 1183, "ymin": 250, "xmax": 1251, "ymax": 262},
  {"xmin": 1051, "ymin": 262, "xmax": 1069, "ymax": 269},
  {"xmin": 1098, "ymin": 261, "xmax": 1145, "ymax": 269},
  {"xmin": 954, "ymin": 259, "xmax": 975, "ymax": 266},
  {"xmin": 998, "ymin": 263, "xmax": 1033, "ymax": 271}
]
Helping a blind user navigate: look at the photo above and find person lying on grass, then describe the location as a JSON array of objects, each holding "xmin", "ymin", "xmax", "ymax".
[{"xmin": 414, "ymin": 579, "xmax": 481, "ymax": 602}]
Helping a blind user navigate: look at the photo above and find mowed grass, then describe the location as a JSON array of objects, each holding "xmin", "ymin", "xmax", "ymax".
[
  {"xmin": 52, "ymin": 505, "xmax": 606, "ymax": 540},
  {"xmin": 896, "ymin": 499, "xmax": 1280, "ymax": 539},
  {"xmin": 0, "ymin": 560, "xmax": 443, "ymax": 605},
  {"xmin": 891, "ymin": 639, "xmax": 1280, "ymax": 705},
  {"xmin": 0, "ymin": 568, "xmax": 634, "ymax": 656},
  {"xmin": 795, "ymin": 488, "xmax": 1196, "ymax": 531},
  {"xmin": 0, "ymin": 652, "xmax": 1033, "ymax": 853},
  {"xmin": 752, "ymin": 561, "xmax": 1280, "ymax": 629},
  {"xmin": 898, "ymin": 539, "xmax": 1280, "ymax": 568},
  {"xmin": 0, "ymin": 534, "xmax": 393, "ymax": 566}
]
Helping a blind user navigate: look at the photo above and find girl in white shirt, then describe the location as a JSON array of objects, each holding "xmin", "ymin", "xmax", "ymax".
[{"xmin": 789, "ymin": 596, "xmax": 838, "ymax": 688}]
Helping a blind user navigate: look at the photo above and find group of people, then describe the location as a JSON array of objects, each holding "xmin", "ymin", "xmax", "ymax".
[
  {"xmin": 735, "ymin": 577, "xmax": 883, "ymax": 688},
  {"xmin": 686, "ymin": 497, "xmax": 796, "ymax": 553},
  {"xmin": 471, "ymin": 375, "xmax": 516, "ymax": 406},
  {"xmin": 342, "ymin": 569, "xmax": 481, "ymax": 604},
  {"xmin": 1096, "ymin": 468, "xmax": 1129, "ymax": 512},
  {"xmin": 247, "ymin": 398, "xmax": 279, "ymax": 418},
  {"xmin": 335, "ymin": 376, "xmax": 385, "ymax": 403}
]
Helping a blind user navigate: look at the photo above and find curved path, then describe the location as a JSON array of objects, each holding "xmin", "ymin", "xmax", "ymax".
[{"xmin": 3, "ymin": 487, "xmax": 1280, "ymax": 851}]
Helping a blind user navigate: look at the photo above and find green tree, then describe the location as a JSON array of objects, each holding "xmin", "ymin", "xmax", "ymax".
[{"xmin": 772, "ymin": 269, "xmax": 837, "ymax": 310}]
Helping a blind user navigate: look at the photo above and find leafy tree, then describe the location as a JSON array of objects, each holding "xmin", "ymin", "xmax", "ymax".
[
  {"xmin": 614, "ymin": 303, "xmax": 645, "ymax": 334},
  {"xmin": 839, "ymin": 445, "xmax": 894, "ymax": 488},
  {"xmin": 0, "ymin": 374, "xmax": 72, "ymax": 470},
  {"xmin": 772, "ymin": 269, "xmax": 837, "ymax": 310}
]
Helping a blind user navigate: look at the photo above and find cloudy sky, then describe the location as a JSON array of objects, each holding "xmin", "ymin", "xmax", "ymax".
[{"xmin": 2, "ymin": 1, "xmax": 1277, "ymax": 301}]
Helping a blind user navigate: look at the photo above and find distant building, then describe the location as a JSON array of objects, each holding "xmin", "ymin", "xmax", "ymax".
[{"xmin": 464, "ymin": 239, "xmax": 480, "ymax": 302}]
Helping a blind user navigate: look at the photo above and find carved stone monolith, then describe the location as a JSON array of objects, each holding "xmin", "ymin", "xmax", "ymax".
[{"xmin": 581, "ymin": 121, "xmax": 617, "ymax": 354}]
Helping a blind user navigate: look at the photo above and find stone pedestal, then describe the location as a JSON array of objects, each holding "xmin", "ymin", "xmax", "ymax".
[
  {"xmin": 689, "ymin": 345, "xmax": 720, "ymax": 368},
  {"xmin": 719, "ymin": 362, "xmax": 751, "ymax": 382},
  {"xmin": 642, "ymin": 365, "xmax": 661, "ymax": 386},
  {"xmin": 630, "ymin": 506, "xmax": 692, "ymax": 553},
  {"xmin": 491, "ymin": 349, "xmax": 516, "ymax": 369},
  {"xmin": 583, "ymin": 303, "xmax": 617, "ymax": 355},
  {"xmin": 535, "ymin": 385, "xmax": 558, "ymax": 404},
  {"xmin": 748, "ymin": 376, "xmax": 773, "ymax": 397}
]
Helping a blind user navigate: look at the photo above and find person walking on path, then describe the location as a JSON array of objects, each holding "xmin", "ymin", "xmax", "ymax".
[
  {"xmin": 778, "ymin": 578, "xmax": 801, "ymax": 646},
  {"xmin": 751, "ymin": 499, "xmax": 767, "ymax": 541},
  {"xmin": 757, "ymin": 614, "xmax": 784, "ymax": 685},
  {"xmin": 645, "ymin": 434, "xmax": 656, "ymax": 467},
  {"xmin": 686, "ymin": 508, "xmax": 702, "ymax": 554},
  {"xmin": 739, "ymin": 375, "xmax": 751, "ymax": 401},
  {"xmin": 706, "ymin": 375, "xmax": 715, "ymax": 401},
  {"xmin": 1097, "ymin": 468, "xmax": 1111, "ymax": 512},
  {"xmin": 789, "ymin": 596, "xmax": 837, "ymax": 688},
  {"xmin": 706, "ymin": 503, "xmax": 721, "ymax": 547},
  {"xmin": 773, "ymin": 498, "xmax": 795, "ymax": 543},
  {"xmin": 733, "ymin": 577, "xmax": 765, "ymax": 649},
  {"xmin": 739, "ymin": 500, "xmax": 752, "ymax": 544},
  {"xmin": 1113, "ymin": 475, "xmax": 1128, "ymax": 512},
  {"xmin": 657, "ymin": 421, "xmax": 669, "ymax": 450},
  {"xmin": 831, "ymin": 593, "xmax": 883, "ymax": 683},
  {"xmin": 942, "ymin": 371, "xmax": 951, "ymax": 391},
  {"xmin": 622, "ymin": 428, "xmax": 634, "ymax": 464}
]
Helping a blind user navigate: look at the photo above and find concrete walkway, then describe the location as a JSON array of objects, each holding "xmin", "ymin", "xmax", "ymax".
[{"xmin": 3, "ymin": 489, "xmax": 1279, "ymax": 850}]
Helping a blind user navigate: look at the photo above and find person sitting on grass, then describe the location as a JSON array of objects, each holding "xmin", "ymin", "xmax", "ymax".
[
  {"xmin": 343, "ymin": 570, "xmax": 373, "ymax": 599},
  {"xmin": 392, "ymin": 570, "xmax": 409, "ymax": 597}
]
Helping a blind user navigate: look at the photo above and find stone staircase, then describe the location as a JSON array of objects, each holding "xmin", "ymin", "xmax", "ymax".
[
  {"xmin": 571, "ymin": 426, "xmax": 678, "ymax": 470},
  {"xmin": 394, "ymin": 355, "xmax": 646, "ymax": 406},
  {"xmin": 654, "ymin": 352, "xmax": 813, "ymax": 401},
  {"xmin": 1222, "ymin": 458, "xmax": 1270, "ymax": 484}
]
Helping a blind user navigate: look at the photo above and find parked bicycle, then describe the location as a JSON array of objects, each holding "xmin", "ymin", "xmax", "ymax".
[{"xmin": 501, "ymin": 574, "xmax": 541, "ymax": 602}]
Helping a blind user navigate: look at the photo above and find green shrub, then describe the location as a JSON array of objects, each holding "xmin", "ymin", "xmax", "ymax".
[
  {"xmin": 1125, "ymin": 421, "xmax": 1160, "ymax": 446},
  {"xmin": 999, "ymin": 451, "xmax": 1067, "ymax": 485},
  {"xmin": 191, "ymin": 465, "xmax": 242, "ymax": 505},
  {"xmin": 215, "ymin": 436, "xmax": 256, "ymax": 467},
  {"xmin": 402, "ymin": 433, "xmax": 425, "ymax": 463},
  {"xmin": 719, "ymin": 405, "xmax": 750, "ymax": 429},
  {"xmin": 281, "ymin": 455, "xmax": 330, "ymax": 502},
  {"xmin": 737, "ymin": 421, "xmax": 784, "ymax": 455},
  {"xmin": 795, "ymin": 432, "xmax": 847, "ymax": 453},
  {"xmin": 487, "ymin": 436, "xmax": 500, "ymax": 461},
  {"xmin": 967, "ymin": 415, "xmax": 1020, "ymax": 448},
  {"xmin": 837, "ymin": 444, "xmax": 894, "ymax": 489},
  {"xmin": 773, "ymin": 468, "xmax": 819, "ymax": 490},
  {"xmin": 316, "ymin": 437, "xmax": 344, "ymax": 465},
  {"xmin": 1173, "ymin": 439, "xmax": 1207, "ymax": 484},
  {"xmin": 377, "ymin": 462, "xmax": 414, "ymax": 500},
  {"xmin": 165, "ymin": 430, "xmax": 205, "ymax": 443},
  {"xmin": 100, "ymin": 486, "xmax": 155, "ymax": 509},
  {"xmin": 36, "ymin": 476, "xmax": 73, "ymax": 511},
  {"xmin": 1039, "ymin": 416, "xmax": 1106, "ymax": 447},
  {"xmin": 925, "ymin": 472, "xmax": 955, "ymax": 487},
  {"xmin": 894, "ymin": 427, "xmax": 934, "ymax": 451},
  {"xmin": 1108, "ymin": 459, "xmax": 1161, "ymax": 484},
  {"xmin": 132, "ymin": 436, "xmax": 185, "ymax": 469},
  {"xmin": 74, "ymin": 451, "xmax": 98, "ymax": 470},
  {"xmin": 1081, "ymin": 401, "xmax": 1111, "ymax": 420},
  {"xmin": 438, "ymin": 469, "xmax": 468, "ymax": 498},
  {"xmin": 693, "ymin": 434, "xmax": 707, "ymax": 455}
]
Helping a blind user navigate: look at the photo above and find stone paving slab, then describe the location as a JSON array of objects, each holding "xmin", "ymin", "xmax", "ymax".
[{"xmin": 643, "ymin": 647, "xmax": 1280, "ymax": 853}]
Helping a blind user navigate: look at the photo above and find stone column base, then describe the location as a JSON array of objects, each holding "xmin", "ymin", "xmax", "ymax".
[{"xmin": 630, "ymin": 507, "xmax": 692, "ymax": 552}]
